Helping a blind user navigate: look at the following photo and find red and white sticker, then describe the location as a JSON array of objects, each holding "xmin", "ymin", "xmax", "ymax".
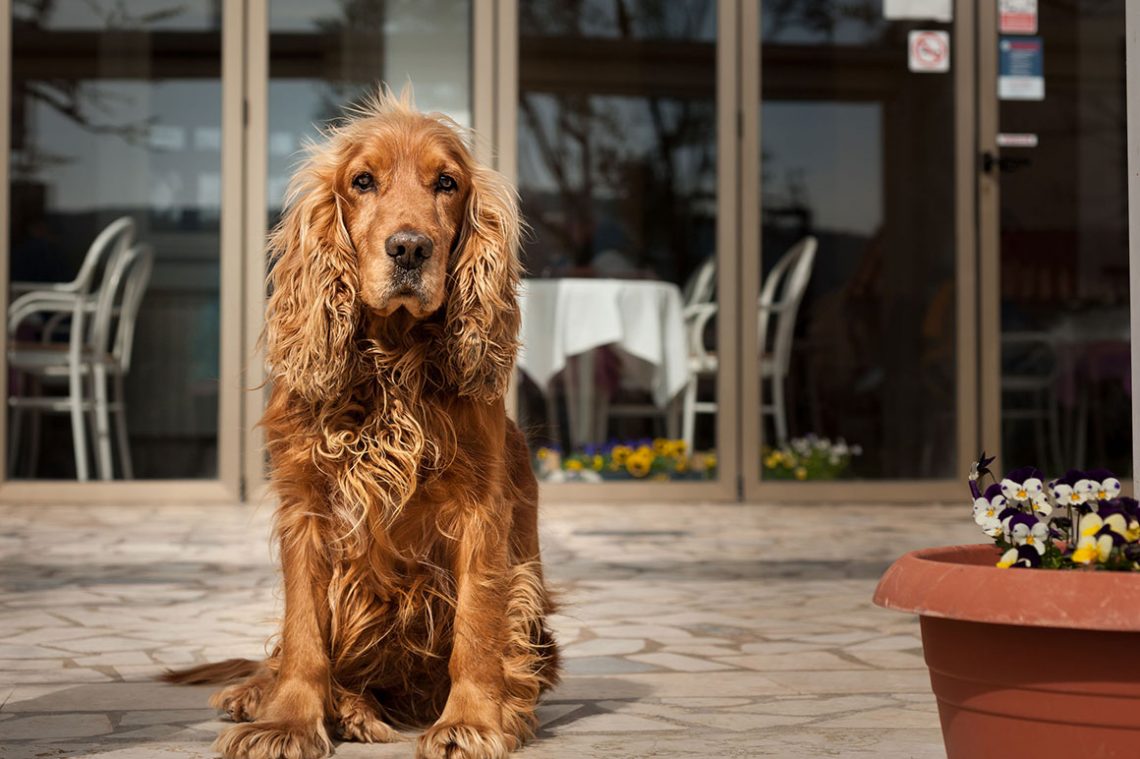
[
  {"xmin": 1000, "ymin": 0, "xmax": 1037, "ymax": 35},
  {"xmin": 908, "ymin": 30, "xmax": 950, "ymax": 73}
]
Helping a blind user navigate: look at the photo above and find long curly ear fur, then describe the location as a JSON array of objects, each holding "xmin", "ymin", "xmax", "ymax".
[
  {"xmin": 264, "ymin": 154, "xmax": 359, "ymax": 402},
  {"xmin": 444, "ymin": 165, "xmax": 522, "ymax": 402}
]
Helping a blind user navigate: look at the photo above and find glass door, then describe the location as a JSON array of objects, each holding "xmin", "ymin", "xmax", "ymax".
[
  {"xmin": 242, "ymin": 0, "xmax": 476, "ymax": 494},
  {"xmin": 511, "ymin": 0, "xmax": 739, "ymax": 499},
  {"xmin": 743, "ymin": 0, "xmax": 976, "ymax": 499},
  {"xmin": 980, "ymin": 0, "xmax": 1131, "ymax": 479},
  {"xmin": 3, "ymin": 0, "xmax": 244, "ymax": 493}
]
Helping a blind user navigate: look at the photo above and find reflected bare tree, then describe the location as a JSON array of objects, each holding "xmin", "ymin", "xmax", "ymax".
[
  {"xmin": 309, "ymin": 0, "xmax": 468, "ymax": 128},
  {"xmin": 518, "ymin": 0, "xmax": 716, "ymax": 281},
  {"xmin": 764, "ymin": 0, "xmax": 879, "ymax": 43},
  {"xmin": 10, "ymin": 0, "xmax": 210, "ymax": 174}
]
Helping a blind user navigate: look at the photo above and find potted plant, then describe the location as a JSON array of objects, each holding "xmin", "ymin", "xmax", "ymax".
[{"xmin": 874, "ymin": 455, "xmax": 1140, "ymax": 759}]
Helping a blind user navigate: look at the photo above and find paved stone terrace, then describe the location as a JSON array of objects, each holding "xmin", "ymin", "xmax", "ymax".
[{"xmin": 0, "ymin": 500, "xmax": 980, "ymax": 758}]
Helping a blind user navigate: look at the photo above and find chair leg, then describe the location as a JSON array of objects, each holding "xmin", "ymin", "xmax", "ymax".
[
  {"xmin": 772, "ymin": 375, "xmax": 789, "ymax": 446},
  {"xmin": 113, "ymin": 374, "xmax": 134, "ymax": 480},
  {"xmin": 93, "ymin": 364, "xmax": 114, "ymax": 481},
  {"xmin": 27, "ymin": 376, "xmax": 42, "ymax": 477},
  {"xmin": 666, "ymin": 395, "xmax": 681, "ymax": 442},
  {"xmin": 8, "ymin": 405, "xmax": 22, "ymax": 478},
  {"xmin": 68, "ymin": 366, "xmax": 89, "ymax": 482},
  {"xmin": 681, "ymin": 377, "xmax": 697, "ymax": 455},
  {"xmin": 28, "ymin": 409, "xmax": 42, "ymax": 478},
  {"xmin": 544, "ymin": 385, "xmax": 562, "ymax": 450}
]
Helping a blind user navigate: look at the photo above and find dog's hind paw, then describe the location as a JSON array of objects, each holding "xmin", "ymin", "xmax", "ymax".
[
  {"xmin": 334, "ymin": 692, "xmax": 402, "ymax": 743},
  {"xmin": 209, "ymin": 678, "xmax": 268, "ymax": 723}
]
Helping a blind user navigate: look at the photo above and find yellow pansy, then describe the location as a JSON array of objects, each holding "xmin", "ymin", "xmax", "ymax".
[
  {"xmin": 611, "ymin": 446, "xmax": 632, "ymax": 465},
  {"xmin": 626, "ymin": 453, "xmax": 652, "ymax": 478}
]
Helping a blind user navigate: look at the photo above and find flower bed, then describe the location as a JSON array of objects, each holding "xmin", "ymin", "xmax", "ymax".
[
  {"xmin": 762, "ymin": 435, "xmax": 860, "ymax": 480},
  {"xmin": 533, "ymin": 439, "xmax": 717, "ymax": 482}
]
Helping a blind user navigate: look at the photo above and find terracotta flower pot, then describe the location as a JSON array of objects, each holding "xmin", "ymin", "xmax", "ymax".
[{"xmin": 874, "ymin": 544, "xmax": 1140, "ymax": 759}]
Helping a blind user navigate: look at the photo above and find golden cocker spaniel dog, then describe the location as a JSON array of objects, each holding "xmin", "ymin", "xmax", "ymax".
[{"xmin": 165, "ymin": 92, "xmax": 560, "ymax": 759}]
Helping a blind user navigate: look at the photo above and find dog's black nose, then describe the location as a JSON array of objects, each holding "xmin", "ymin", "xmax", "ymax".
[{"xmin": 385, "ymin": 230, "xmax": 433, "ymax": 270}]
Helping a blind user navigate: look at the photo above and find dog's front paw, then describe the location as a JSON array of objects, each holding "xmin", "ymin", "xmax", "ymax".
[
  {"xmin": 210, "ymin": 679, "xmax": 266, "ymax": 723},
  {"xmin": 214, "ymin": 720, "xmax": 331, "ymax": 759},
  {"xmin": 334, "ymin": 693, "xmax": 401, "ymax": 743},
  {"xmin": 416, "ymin": 722, "xmax": 513, "ymax": 759}
]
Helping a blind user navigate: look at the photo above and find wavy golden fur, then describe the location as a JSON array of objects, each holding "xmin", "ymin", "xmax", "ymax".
[{"xmin": 163, "ymin": 91, "xmax": 559, "ymax": 759}]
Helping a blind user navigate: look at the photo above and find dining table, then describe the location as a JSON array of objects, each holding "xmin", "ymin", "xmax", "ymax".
[{"xmin": 517, "ymin": 277, "xmax": 689, "ymax": 448}]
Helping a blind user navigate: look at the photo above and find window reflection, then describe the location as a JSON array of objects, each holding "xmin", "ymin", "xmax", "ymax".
[
  {"xmin": 998, "ymin": 0, "xmax": 1130, "ymax": 476},
  {"xmin": 267, "ymin": 0, "xmax": 471, "ymax": 228},
  {"xmin": 517, "ymin": 0, "xmax": 720, "ymax": 483},
  {"xmin": 758, "ymin": 0, "xmax": 957, "ymax": 480},
  {"xmin": 8, "ymin": 1, "xmax": 223, "ymax": 479}
]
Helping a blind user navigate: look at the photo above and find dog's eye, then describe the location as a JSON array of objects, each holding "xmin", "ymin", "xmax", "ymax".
[
  {"xmin": 352, "ymin": 172, "xmax": 375, "ymax": 193},
  {"xmin": 436, "ymin": 173, "xmax": 457, "ymax": 193}
]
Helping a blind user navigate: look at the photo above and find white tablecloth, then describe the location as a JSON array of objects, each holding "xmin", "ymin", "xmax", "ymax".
[{"xmin": 517, "ymin": 278, "xmax": 689, "ymax": 408}]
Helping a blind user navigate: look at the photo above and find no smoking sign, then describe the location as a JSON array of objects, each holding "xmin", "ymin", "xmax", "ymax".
[{"xmin": 909, "ymin": 30, "xmax": 950, "ymax": 73}]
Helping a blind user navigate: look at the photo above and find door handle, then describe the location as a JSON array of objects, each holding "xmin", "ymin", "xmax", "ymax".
[{"xmin": 981, "ymin": 151, "xmax": 1032, "ymax": 175}]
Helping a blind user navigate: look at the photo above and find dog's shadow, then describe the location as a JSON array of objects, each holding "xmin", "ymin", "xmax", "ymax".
[
  {"xmin": 532, "ymin": 675, "xmax": 654, "ymax": 740},
  {"xmin": 0, "ymin": 680, "xmax": 222, "ymax": 759},
  {"xmin": 0, "ymin": 676, "xmax": 650, "ymax": 758}
]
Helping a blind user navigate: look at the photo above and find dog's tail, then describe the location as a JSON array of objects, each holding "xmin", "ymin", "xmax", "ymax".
[{"xmin": 159, "ymin": 658, "xmax": 261, "ymax": 685}]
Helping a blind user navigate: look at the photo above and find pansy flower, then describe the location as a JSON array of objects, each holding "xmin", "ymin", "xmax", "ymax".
[
  {"xmin": 1052, "ymin": 469, "xmax": 1098, "ymax": 513},
  {"xmin": 1005, "ymin": 512, "xmax": 1048, "ymax": 555},
  {"xmin": 1071, "ymin": 532, "xmax": 1115, "ymax": 565},
  {"xmin": 968, "ymin": 451, "xmax": 996, "ymax": 499},
  {"xmin": 1093, "ymin": 505, "xmax": 1140, "ymax": 543},
  {"xmin": 1051, "ymin": 481, "xmax": 1089, "ymax": 510},
  {"xmin": 1084, "ymin": 468, "xmax": 1122, "ymax": 504},
  {"xmin": 997, "ymin": 544, "xmax": 1043, "ymax": 569},
  {"xmin": 1070, "ymin": 513, "xmax": 1123, "ymax": 564},
  {"xmin": 1000, "ymin": 467, "xmax": 1046, "ymax": 509},
  {"xmin": 973, "ymin": 483, "xmax": 1007, "ymax": 537}
]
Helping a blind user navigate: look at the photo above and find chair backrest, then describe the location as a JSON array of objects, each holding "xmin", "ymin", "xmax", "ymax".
[
  {"xmin": 758, "ymin": 236, "xmax": 817, "ymax": 377},
  {"xmin": 88, "ymin": 243, "xmax": 153, "ymax": 373},
  {"xmin": 681, "ymin": 255, "xmax": 717, "ymax": 308},
  {"xmin": 67, "ymin": 216, "xmax": 136, "ymax": 295}
]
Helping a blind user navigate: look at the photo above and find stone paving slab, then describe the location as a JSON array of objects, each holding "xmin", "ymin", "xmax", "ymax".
[{"xmin": 0, "ymin": 500, "xmax": 980, "ymax": 757}]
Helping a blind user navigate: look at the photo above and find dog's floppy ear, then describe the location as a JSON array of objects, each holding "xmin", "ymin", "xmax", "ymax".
[
  {"xmin": 443, "ymin": 164, "xmax": 522, "ymax": 402},
  {"xmin": 264, "ymin": 159, "xmax": 359, "ymax": 402}
]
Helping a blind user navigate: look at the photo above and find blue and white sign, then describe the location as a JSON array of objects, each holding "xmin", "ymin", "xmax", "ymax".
[{"xmin": 999, "ymin": 37, "xmax": 1044, "ymax": 100}]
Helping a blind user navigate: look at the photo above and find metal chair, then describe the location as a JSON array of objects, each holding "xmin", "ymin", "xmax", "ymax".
[
  {"xmin": 681, "ymin": 237, "xmax": 817, "ymax": 451},
  {"xmin": 8, "ymin": 243, "xmax": 153, "ymax": 480}
]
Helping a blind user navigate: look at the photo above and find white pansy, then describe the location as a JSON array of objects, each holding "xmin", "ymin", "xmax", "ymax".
[
  {"xmin": 1001, "ymin": 477, "xmax": 1044, "ymax": 504},
  {"xmin": 1051, "ymin": 483, "xmax": 1087, "ymax": 508},
  {"xmin": 1091, "ymin": 477, "xmax": 1123, "ymax": 503},
  {"xmin": 1009, "ymin": 520, "xmax": 1049, "ymax": 555}
]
